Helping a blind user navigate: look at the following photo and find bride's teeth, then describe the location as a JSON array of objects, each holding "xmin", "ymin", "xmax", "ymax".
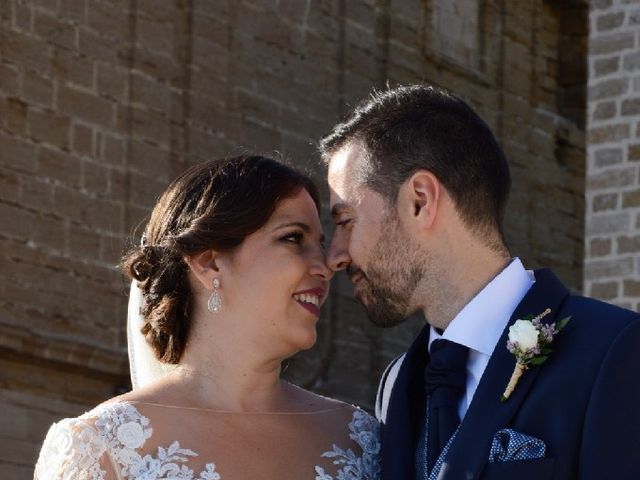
[{"xmin": 293, "ymin": 293, "xmax": 320, "ymax": 307}]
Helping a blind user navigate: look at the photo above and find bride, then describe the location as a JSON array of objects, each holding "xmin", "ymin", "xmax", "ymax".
[{"xmin": 34, "ymin": 156, "xmax": 380, "ymax": 480}]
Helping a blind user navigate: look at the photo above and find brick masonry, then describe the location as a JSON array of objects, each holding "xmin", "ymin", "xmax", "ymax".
[
  {"xmin": 586, "ymin": 0, "xmax": 640, "ymax": 310},
  {"xmin": 0, "ymin": 0, "xmax": 591, "ymax": 476}
]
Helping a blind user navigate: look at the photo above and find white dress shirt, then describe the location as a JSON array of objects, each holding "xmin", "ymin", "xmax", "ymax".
[{"xmin": 428, "ymin": 258, "xmax": 534, "ymax": 420}]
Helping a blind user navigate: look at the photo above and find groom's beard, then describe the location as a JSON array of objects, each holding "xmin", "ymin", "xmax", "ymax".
[{"xmin": 352, "ymin": 214, "xmax": 424, "ymax": 328}]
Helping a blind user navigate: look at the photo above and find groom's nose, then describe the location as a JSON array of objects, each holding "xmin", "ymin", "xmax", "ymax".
[{"xmin": 326, "ymin": 233, "xmax": 351, "ymax": 272}]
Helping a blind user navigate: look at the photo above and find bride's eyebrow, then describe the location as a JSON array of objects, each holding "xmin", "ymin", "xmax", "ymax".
[
  {"xmin": 273, "ymin": 222, "xmax": 325, "ymax": 243},
  {"xmin": 273, "ymin": 221, "xmax": 311, "ymax": 233}
]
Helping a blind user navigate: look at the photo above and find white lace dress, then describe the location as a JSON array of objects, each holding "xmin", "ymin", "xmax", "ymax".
[{"xmin": 34, "ymin": 401, "xmax": 381, "ymax": 480}]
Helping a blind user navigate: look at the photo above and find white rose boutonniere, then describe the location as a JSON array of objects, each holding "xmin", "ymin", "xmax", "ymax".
[{"xmin": 501, "ymin": 308, "xmax": 571, "ymax": 401}]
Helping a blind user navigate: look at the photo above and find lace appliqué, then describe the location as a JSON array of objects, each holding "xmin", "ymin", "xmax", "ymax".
[
  {"xmin": 35, "ymin": 417, "xmax": 108, "ymax": 480},
  {"xmin": 315, "ymin": 410, "xmax": 381, "ymax": 480},
  {"xmin": 35, "ymin": 402, "xmax": 222, "ymax": 480}
]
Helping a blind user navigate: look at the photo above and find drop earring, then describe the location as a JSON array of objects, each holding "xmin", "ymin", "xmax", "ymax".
[{"xmin": 207, "ymin": 278, "xmax": 222, "ymax": 313}]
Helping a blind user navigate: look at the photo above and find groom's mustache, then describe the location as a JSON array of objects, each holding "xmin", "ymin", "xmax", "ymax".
[{"xmin": 346, "ymin": 265, "xmax": 366, "ymax": 284}]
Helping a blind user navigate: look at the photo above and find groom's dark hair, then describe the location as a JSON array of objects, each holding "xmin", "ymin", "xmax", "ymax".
[{"xmin": 319, "ymin": 84, "xmax": 511, "ymax": 245}]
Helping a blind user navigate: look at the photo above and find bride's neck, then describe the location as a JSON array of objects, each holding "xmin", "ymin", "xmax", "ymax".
[{"xmin": 170, "ymin": 341, "xmax": 290, "ymax": 413}]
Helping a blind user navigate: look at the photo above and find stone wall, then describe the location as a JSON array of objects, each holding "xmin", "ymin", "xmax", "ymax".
[
  {"xmin": 585, "ymin": 0, "xmax": 640, "ymax": 309},
  {"xmin": 0, "ymin": 1, "xmax": 587, "ymax": 476}
]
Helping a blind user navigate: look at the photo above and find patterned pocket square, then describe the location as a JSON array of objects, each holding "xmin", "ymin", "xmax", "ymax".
[{"xmin": 488, "ymin": 428, "xmax": 546, "ymax": 463}]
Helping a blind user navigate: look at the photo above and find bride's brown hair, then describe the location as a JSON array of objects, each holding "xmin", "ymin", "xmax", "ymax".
[{"xmin": 121, "ymin": 155, "xmax": 320, "ymax": 364}]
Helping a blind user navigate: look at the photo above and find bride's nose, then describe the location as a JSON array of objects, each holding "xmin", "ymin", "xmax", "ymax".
[{"xmin": 309, "ymin": 247, "xmax": 334, "ymax": 281}]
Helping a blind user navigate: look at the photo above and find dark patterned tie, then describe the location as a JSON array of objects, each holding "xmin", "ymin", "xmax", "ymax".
[{"xmin": 424, "ymin": 339, "xmax": 469, "ymax": 474}]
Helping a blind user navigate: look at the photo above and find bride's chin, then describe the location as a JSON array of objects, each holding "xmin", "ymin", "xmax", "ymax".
[{"xmin": 287, "ymin": 328, "xmax": 318, "ymax": 353}]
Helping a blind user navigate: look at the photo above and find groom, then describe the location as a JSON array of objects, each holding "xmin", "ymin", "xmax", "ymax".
[{"xmin": 320, "ymin": 84, "xmax": 640, "ymax": 479}]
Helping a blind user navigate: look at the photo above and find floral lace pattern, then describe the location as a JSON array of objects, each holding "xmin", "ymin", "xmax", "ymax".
[
  {"xmin": 35, "ymin": 403, "xmax": 380, "ymax": 480},
  {"xmin": 315, "ymin": 410, "xmax": 381, "ymax": 480},
  {"xmin": 34, "ymin": 403, "xmax": 221, "ymax": 480}
]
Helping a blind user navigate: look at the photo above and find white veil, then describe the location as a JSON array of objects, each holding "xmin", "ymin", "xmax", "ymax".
[{"xmin": 127, "ymin": 280, "xmax": 176, "ymax": 389}]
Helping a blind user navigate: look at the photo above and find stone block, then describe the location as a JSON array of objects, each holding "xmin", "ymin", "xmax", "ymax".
[
  {"xmin": 589, "ymin": 77, "xmax": 629, "ymax": 100},
  {"xmin": 38, "ymin": 146, "xmax": 82, "ymax": 188},
  {"xmin": 0, "ymin": 97, "xmax": 28, "ymax": 135},
  {"xmin": 621, "ymin": 97, "xmax": 640, "ymax": 115},
  {"xmin": 623, "ymin": 189, "xmax": 640, "ymax": 208},
  {"xmin": 78, "ymin": 26, "xmax": 121, "ymax": 63},
  {"xmin": 0, "ymin": 131, "xmax": 37, "ymax": 173},
  {"xmin": 0, "ymin": 63, "xmax": 20, "ymax": 97},
  {"xmin": 136, "ymin": 15, "xmax": 175, "ymax": 54},
  {"xmin": 617, "ymin": 235, "xmax": 640, "ymax": 254},
  {"xmin": 0, "ymin": 202, "xmax": 32, "ymax": 241},
  {"xmin": 592, "ymin": 100, "xmax": 616, "ymax": 120},
  {"xmin": 623, "ymin": 51, "xmax": 640, "ymax": 71},
  {"xmin": 86, "ymin": 0, "xmax": 129, "ymax": 40},
  {"xmin": 588, "ymin": 123, "xmax": 630, "ymax": 144},
  {"xmin": 22, "ymin": 70, "xmax": 55, "ymax": 108},
  {"xmin": 587, "ymin": 212, "xmax": 631, "ymax": 236},
  {"xmin": 585, "ymin": 256, "xmax": 634, "ymax": 281},
  {"xmin": 587, "ymin": 166, "xmax": 637, "ymax": 191},
  {"xmin": 590, "ymin": 237, "xmax": 612, "ymax": 257},
  {"xmin": 629, "ymin": 144, "xmax": 640, "ymax": 161},
  {"xmin": 20, "ymin": 176, "xmax": 54, "ymax": 213},
  {"xmin": 0, "ymin": 167, "xmax": 20, "ymax": 203},
  {"xmin": 593, "ymin": 192, "xmax": 618, "ymax": 212},
  {"xmin": 58, "ymin": 0, "xmax": 87, "ymax": 23},
  {"xmin": 28, "ymin": 108, "xmax": 71, "ymax": 149},
  {"xmin": 96, "ymin": 63, "xmax": 128, "ymax": 102},
  {"xmin": 590, "ymin": 280, "xmax": 619, "ymax": 300},
  {"xmin": 72, "ymin": 123, "xmax": 94, "ymax": 156},
  {"xmin": 68, "ymin": 224, "xmax": 101, "ymax": 259},
  {"xmin": 129, "ymin": 138, "xmax": 170, "ymax": 178},
  {"xmin": 590, "ymin": 31, "xmax": 634, "ymax": 56},
  {"xmin": 33, "ymin": 11, "xmax": 76, "ymax": 50},
  {"xmin": 82, "ymin": 161, "xmax": 110, "ymax": 195},
  {"xmin": 593, "ymin": 56, "xmax": 620, "ymax": 77},
  {"xmin": 52, "ymin": 48, "xmax": 95, "ymax": 90},
  {"xmin": 57, "ymin": 84, "xmax": 115, "ymax": 127},
  {"xmin": 623, "ymin": 279, "xmax": 640, "ymax": 297},
  {"xmin": 100, "ymin": 134, "xmax": 125, "ymax": 165},
  {"xmin": 593, "ymin": 147, "xmax": 623, "ymax": 167},
  {"xmin": 592, "ymin": 0, "xmax": 613, "ymax": 9},
  {"xmin": 30, "ymin": 214, "xmax": 66, "ymax": 253},
  {"xmin": 130, "ymin": 71, "xmax": 171, "ymax": 113},
  {"xmin": 0, "ymin": 27, "xmax": 50, "ymax": 75},
  {"xmin": 596, "ymin": 11, "xmax": 625, "ymax": 32},
  {"xmin": 120, "ymin": 105, "xmax": 171, "ymax": 146}
]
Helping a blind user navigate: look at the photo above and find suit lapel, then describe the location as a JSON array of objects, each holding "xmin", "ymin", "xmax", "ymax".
[
  {"xmin": 438, "ymin": 269, "xmax": 570, "ymax": 480},
  {"xmin": 381, "ymin": 325, "xmax": 430, "ymax": 480}
]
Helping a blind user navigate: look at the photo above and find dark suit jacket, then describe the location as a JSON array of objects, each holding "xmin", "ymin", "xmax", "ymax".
[{"xmin": 377, "ymin": 269, "xmax": 640, "ymax": 480}]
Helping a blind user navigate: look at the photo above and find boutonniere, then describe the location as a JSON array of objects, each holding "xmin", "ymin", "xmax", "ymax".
[{"xmin": 501, "ymin": 308, "xmax": 571, "ymax": 402}]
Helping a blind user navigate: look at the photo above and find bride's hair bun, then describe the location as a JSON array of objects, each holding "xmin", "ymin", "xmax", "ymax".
[
  {"xmin": 126, "ymin": 245, "xmax": 160, "ymax": 282},
  {"xmin": 120, "ymin": 155, "xmax": 319, "ymax": 364}
]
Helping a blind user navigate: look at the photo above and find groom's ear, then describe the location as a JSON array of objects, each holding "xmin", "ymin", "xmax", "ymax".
[
  {"xmin": 403, "ymin": 170, "xmax": 440, "ymax": 231},
  {"xmin": 183, "ymin": 249, "xmax": 220, "ymax": 292}
]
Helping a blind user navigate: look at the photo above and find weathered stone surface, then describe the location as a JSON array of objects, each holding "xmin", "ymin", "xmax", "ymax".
[{"xmin": 586, "ymin": 0, "xmax": 640, "ymax": 318}]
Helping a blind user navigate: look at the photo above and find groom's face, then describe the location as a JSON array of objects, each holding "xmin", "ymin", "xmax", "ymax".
[{"xmin": 326, "ymin": 142, "xmax": 424, "ymax": 327}]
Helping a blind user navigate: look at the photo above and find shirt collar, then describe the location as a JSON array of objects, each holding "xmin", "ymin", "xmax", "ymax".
[{"xmin": 429, "ymin": 258, "xmax": 534, "ymax": 355}]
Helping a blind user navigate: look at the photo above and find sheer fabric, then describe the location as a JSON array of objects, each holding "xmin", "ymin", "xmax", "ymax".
[{"xmin": 34, "ymin": 401, "xmax": 381, "ymax": 480}]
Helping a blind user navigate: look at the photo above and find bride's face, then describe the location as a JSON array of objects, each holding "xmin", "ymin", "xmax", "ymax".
[{"xmin": 220, "ymin": 189, "xmax": 332, "ymax": 356}]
